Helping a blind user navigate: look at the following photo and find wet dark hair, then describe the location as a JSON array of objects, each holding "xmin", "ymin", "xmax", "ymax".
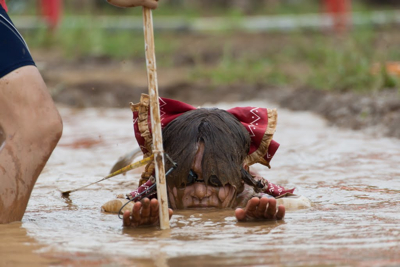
[{"xmin": 163, "ymin": 108, "xmax": 251, "ymax": 192}]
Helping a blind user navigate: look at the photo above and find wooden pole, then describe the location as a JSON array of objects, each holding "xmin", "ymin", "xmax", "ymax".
[{"xmin": 142, "ymin": 7, "xmax": 170, "ymax": 229}]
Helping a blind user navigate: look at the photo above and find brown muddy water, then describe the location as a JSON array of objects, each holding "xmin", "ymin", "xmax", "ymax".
[{"xmin": 1, "ymin": 100, "xmax": 400, "ymax": 267}]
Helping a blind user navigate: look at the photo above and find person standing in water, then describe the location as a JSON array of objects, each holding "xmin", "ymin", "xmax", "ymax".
[
  {"xmin": 0, "ymin": 0, "xmax": 159, "ymax": 224},
  {"xmin": 0, "ymin": 0, "xmax": 63, "ymax": 224}
]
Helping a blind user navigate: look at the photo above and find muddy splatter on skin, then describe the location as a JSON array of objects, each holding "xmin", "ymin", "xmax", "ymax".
[
  {"xmin": 168, "ymin": 184, "xmax": 237, "ymax": 209},
  {"xmin": 3, "ymin": 103, "xmax": 400, "ymax": 266},
  {"xmin": 0, "ymin": 124, "xmax": 5, "ymax": 151},
  {"xmin": 165, "ymin": 127, "xmax": 241, "ymax": 210}
]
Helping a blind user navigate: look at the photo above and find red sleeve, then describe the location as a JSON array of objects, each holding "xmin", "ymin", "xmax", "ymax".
[{"xmin": 0, "ymin": 0, "xmax": 7, "ymax": 12}]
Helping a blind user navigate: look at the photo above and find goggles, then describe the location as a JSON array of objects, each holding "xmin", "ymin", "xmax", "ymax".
[{"xmin": 186, "ymin": 169, "xmax": 223, "ymax": 187}]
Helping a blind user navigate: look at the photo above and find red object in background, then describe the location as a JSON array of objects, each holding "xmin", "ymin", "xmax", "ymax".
[
  {"xmin": 0, "ymin": 0, "xmax": 8, "ymax": 12},
  {"xmin": 324, "ymin": 0, "xmax": 351, "ymax": 33},
  {"xmin": 40, "ymin": 0, "xmax": 62, "ymax": 29}
]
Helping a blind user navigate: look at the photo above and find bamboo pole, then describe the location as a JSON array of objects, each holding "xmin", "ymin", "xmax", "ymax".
[{"xmin": 142, "ymin": 7, "xmax": 170, "ymax": 229}]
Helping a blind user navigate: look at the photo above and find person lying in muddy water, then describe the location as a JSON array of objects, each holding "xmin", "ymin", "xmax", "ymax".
[{"xmin": 113, "ymin": 95, "xmax": 295, "ymax": 227}]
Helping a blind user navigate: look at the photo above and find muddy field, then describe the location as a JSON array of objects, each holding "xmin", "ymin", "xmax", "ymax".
[
  {"xmin": 2, "ymin": 31, "xmax": 399, "ymax": 266},
  {"xmin": 1, "ymin": 101, "xmax": 399, "ymax": 266}
]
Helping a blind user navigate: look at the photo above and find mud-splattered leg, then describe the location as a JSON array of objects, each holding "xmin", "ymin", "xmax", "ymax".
[{"xmin": 0, "ymin": 66, "xmax": 62, "ymax": 224}]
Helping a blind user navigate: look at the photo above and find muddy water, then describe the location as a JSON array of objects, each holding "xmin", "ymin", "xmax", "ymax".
[{"xmin": 1, "ymin": 101, "xmax": 400, "ymax": 267}]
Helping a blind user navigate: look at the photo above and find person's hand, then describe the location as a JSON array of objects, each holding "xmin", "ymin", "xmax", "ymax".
[
  {"xmin": 235, "ymin": 197, "xmax": 285, "ymax": 221},
  {"xmin": 107, "ymin": 0, "xmax": 159, "ymax": 9},
  {"xmin": 123, "ymin": 198, "xmax": 173, "ymax": 227}
]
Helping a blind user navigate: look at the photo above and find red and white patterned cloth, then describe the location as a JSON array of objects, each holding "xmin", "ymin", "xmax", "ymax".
[
  {"xmin": 128, "ymin": 176, "xmax": 157, "ymax": 200},
  {"xmin": 257, "ymin": 177, "xmax": 295, "ymax": 197},
  {"xmin": 133, "ymin": 96, "xmax": 279, "ymax": 165}
]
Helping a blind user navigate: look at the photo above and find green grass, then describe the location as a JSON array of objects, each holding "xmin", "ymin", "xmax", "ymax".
[
  {"xmin": 22, "ymin": 16, "xmax": 400, "ymax": 93},
  {"xmin": 190, "ymin": 28, "xmax": 400, "ymax": 92},
  {"xmin": 24, "ymin": 20, "xmax": 179, "ymax": 65}
]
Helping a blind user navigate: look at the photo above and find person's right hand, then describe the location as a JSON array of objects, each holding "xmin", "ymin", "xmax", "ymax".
[
  {"xmin": 123, "ymin": 198, "xmax": 173, "ymax": 227},
  {"xmin": 107, "ymin": 0, "xmax": 159, "ymax": 9},
  {"xmin": 235, "ymin": 197, "xmax": 285, "ymax": 222}
]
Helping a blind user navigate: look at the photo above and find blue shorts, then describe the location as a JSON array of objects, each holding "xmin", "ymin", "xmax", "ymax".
[{"xmin": 0, "ymin": 5, "xmax": 35, "ymax": 78}]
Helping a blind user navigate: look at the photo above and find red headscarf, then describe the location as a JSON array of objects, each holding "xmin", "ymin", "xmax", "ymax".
[{"xmin": 132, "ymin": 96, "xmax": 279, "ymax": 166}]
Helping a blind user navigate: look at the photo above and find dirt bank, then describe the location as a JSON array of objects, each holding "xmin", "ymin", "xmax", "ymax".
[
  {"xmin": 275, "ymin": 87, "xmax": 400, "ymax": 138},
  {"xmin": 165, "ymin": 84, "xmax": 400, "ymax": 139},
  {"xmin": 49, "ymin": 77, "xmax": 400, "ymax": 139}
]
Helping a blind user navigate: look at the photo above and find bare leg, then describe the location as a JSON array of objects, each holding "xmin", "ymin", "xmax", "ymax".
[{"xmin": 0, "ymin": 66, "xmax": 62, "ymax": 224}]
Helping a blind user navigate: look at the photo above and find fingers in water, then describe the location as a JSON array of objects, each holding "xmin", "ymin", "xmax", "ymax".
[
  {"xmin": 265, "ymin": 198, "xmax": 277, "ymax": 219},
  {"xmin": 149, "ymin": 198, "xmax": 159, "ymax": 218},
  {"xmin": 123, "ymin": 210, "xmax": 132, "ymax": 226},
  {"xmin": 235, "ymin": 208, "xmax": 247, "ymax": 221},
  {"xmin": 276, "ymin": 205, "xmax": 285, "ymax": 220},
  {"xmin": 256, "ymin": 197, "xmax": 269, "ymax": 218},
  {"xmin": 246, "ymin": 197, "xmax": 260, "ymax": 212},
  {"xmin": 141, "ymin": 198, "xmax": 151, "ymax": 219},
  {"xmin": 132, "ymin": 201, "xmax": 142, "ymax": 222},
  {"xmin": 123, "ymin": 197, "xmax": 174, "ymax": 227},
  {"xmin": 236, "ymin": 197, "xmax": 286, "ymax": 222}
]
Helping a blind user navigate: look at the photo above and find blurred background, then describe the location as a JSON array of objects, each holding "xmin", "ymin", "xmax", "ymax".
[{"xmin": 6, "ymin": 0, "xmax": 400, "ymax": 136}]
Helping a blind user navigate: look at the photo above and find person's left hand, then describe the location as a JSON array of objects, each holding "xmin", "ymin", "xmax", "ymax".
[
  {"xmin": 235, "ymin": 197, "xmax": 285, "ymax": 221},
  {"xmin": 107, "ymin": 0, "xmax": 159, "ymax": 9}
]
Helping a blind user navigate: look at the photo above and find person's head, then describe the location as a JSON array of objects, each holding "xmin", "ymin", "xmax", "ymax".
[{"xmin": 163, "ymin": 108, "xmax": 251, "ymax": 209}]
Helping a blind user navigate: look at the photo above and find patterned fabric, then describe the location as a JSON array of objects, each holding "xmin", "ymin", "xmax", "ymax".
[
  {"xmin": 257, "ymin": 177, "xmax": 295, "ymax": 197},
  {"xmin": 127, "ymin": 176, "xmax": 157, "ymax": 200}
]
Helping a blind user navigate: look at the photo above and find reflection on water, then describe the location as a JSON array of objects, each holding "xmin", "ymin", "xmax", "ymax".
[
  {"xmin": 0, "ymin": 223, "xmax": 55, "ymax": 266},
  {"xmin": 4, "ymin": 102, "xmax": 400, "ymax": 266}
]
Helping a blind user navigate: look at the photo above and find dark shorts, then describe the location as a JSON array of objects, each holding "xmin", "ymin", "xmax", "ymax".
[{"xmin": 0, "ymin": 5, "xmax": 35, "ymax": 78}]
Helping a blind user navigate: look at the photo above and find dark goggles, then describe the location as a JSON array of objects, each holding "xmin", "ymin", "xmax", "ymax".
[{"xmin": 186, "ymin": 169, "xmax": 223, "ymax": 187}]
